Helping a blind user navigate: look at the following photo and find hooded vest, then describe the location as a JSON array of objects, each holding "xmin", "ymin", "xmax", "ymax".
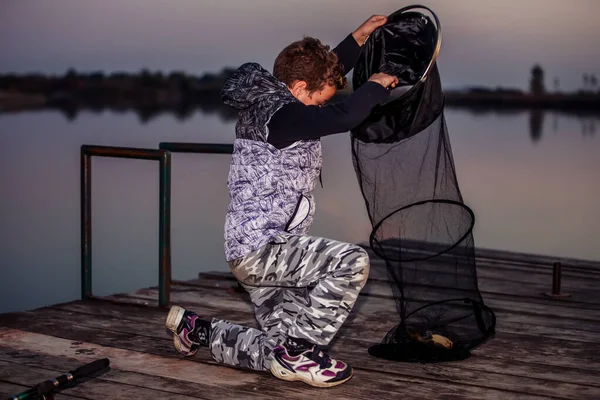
[{"xmin": 221, "ymin": 63, "xmax": 322, "ymax": 261}]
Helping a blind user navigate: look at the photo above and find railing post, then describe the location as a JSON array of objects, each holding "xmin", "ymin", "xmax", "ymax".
[
  {"xmin": 81, "ymin": 146, "xmax": 92, "ymax": 300},
  {"xmin": 159, "ymin": 151, "xmax": 172, "ymax": 307},
  {"xmin": 543, "ymin": 262, "xmax": 571, "ymax": 298}
]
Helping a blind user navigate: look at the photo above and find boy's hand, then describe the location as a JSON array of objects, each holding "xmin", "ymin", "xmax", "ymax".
[
  {"xmin": 369, "ymin": 73, "xmax": 399, "ymax": 89},
  {"xmin": 352, "ymin": 15, "xmax": 387, "ymax": 46}
]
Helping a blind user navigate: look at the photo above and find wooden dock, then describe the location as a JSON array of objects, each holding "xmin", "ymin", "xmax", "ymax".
[{"xmin": 1, "ymin": 250, "xmax": 599, "ymax": 399}]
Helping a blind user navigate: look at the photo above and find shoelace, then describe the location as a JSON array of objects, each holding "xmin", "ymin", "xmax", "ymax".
[{"xmin": 308, "ymin": 345, "xmax": 332, "ymax": 369}]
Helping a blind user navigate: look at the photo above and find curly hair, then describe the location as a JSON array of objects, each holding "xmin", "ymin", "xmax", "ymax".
[{"xmin": 273, "ymin": 37, "xmax": 347, "ymax": 93}]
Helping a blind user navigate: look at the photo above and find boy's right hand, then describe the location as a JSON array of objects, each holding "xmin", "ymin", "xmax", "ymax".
[{"xmin": 369, "ymin": 73, "xmax": 399, "ymax": 89}]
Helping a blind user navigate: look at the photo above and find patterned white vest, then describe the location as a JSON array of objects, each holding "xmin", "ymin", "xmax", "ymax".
[{"xmin": 221, "ymin": 63, "xmax": 323, "ymax": 261}]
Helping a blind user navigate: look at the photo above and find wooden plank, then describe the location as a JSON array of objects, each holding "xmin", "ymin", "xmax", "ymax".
[
  {"xmin": 8, "ymin": 310, "xmax": 600, "ymax": 399},
  {"xmin": 367, "ymin": 259, "xmax": 600, "ymax": 297},
  {"xmin": 349, "ymin": 295, "xmax": 600, "ymax": 342},
  {"xmin": 4, "ymin": 301, "xmax": 599, "ymax": 392},
  {"xmin": 53, "ymin": 298, "xmax": 600, "ymax": 343},
  {"xmin": 361, "ymin": 256, "xmax": 600, "ymax": 297},
  {"xmin": 102, "ymin": 281, "xmax": 600, "ymax": 337},
  {"xmin": 194, "ymin": 268, "xmax": 600, "ymax": 310},
  {"xmin": 362, "ymin": 244, "xmax": 600, "ymax": 271},
  {"xmin": 473, "ymin": 247, "xmax": 600, "ymax": 271},
  {"xmin": 144, "ymin": 277, "xmax": 600, "ymax": 339},
  {"xmin": 351, "ymin": 291, "xmax": 600, "ymax": 340},
  {"xmin": 130, "ymin": 276, "xmax": 600, "ymax": 324},
  {"xmin": 0, "ymin": 347, "xmax": 282, "ymax": 400},
  {"xmin": 474, "ymin": 259, "xmax": 600, "ymax": 280},
  {"xmin": 476, "ymin": 265, "xmax": 599, "ymax": 284},
  {"xmin": 200, "ymin": 259, "xmax": 600, "ymax": 293},
  {"xmin": 0, "ymin": 359, "xmax": 206, "ymax": 400},
  {"xmin": 107, "ymin": 286, "xmax": 255, "ymax": 313},
  {"xmin": 360, "ymin": 280, "xmax": 600, "ymax": 317},
  {"xmin": 328, "ymin": 340, "xmax": 600, "ymax": 399},
  {"xmin": 191, "ymin": 270, "xmax": 600, "ymax": 324},
  {"xmin": 0, "ymin": 381, "xmax": 82, "ymax": 399},
  {"xmin": 336, "ymin": 324, "xmax": 600, "ymax": 373},
  {"xmin": 0, "ymin": 329, "xmax": 550, "ymax": 400},
  {"xmin": 0, "ymin": 330, "xmax": 321, "ymax": 400},
  {"xmin": 366, "ymin": 256, "xmax": 600, "ymax": 283},
  {"xmin": 53, "ymin": 300, "xmax": 257, "ymax": 333}
]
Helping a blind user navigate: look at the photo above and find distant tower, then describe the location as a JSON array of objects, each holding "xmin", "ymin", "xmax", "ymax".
[
  {"xmin": 553, "ymin": 77, "xmax": 560, "ymax": 92},
  {"xmin": 590, "ymin": 75, "xmax": 598, "ymax": 92},
  {"xmin": 530, "ymin": 64, "xmax": 545, "ymax": 96}
]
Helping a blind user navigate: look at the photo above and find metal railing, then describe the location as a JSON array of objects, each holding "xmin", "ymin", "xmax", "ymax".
[
  {"xmin": 159, "ymin": 142, "xmax": 233, "ymax": 154},
  {"xmin": 80, "ymin": 142, "xmax": 232, "ymax": 307},
  {"xmin": 81, "ymin": 145, "xmax": 172, "ymax": 306},
  {"xmin": 80, "ymin": 141, "xmax": 578, "ymax": 305}
]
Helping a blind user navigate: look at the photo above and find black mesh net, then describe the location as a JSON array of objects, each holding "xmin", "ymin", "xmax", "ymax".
[{"xmin": 351, "ymin": 6, "xmax": 496, "ymax": 362}]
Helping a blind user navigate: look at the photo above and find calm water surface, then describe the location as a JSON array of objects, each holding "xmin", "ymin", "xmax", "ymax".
[{"xmin": 1, "ymin": 109, "xmax": 598, "ymax": 313}]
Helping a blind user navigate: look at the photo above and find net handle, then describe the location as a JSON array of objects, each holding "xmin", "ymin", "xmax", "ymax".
[{"xmin": 389, "ymin": 4, "xmax": 442, "ymax": 82}]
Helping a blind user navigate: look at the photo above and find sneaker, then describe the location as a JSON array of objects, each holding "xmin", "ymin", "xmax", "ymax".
[
  {"xmin": 270, "ymin": 344, "xmax": 354, "ymax": 388},
  {"xmin": 165, "ymin": 305, "xmax": 210, "ymax": 357}
]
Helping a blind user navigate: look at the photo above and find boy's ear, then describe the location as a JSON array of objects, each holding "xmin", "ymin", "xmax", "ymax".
[{"xmin": 289, "ymin": 80, "xmax": 308, "ymax": 97}]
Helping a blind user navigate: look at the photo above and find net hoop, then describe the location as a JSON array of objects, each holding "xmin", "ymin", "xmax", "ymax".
[{"xmin": 369, "ymin": 199, "xmax": 476, "ymax": 263}]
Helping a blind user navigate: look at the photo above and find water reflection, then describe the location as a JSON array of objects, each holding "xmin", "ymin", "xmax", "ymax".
[
  {"xmin": 40, "ymin": 92, "xmax": 239, "ymax": 125},
  {"xmin": 530, "ymin": 110, "xmax": 597, "ymax": 141},
  {"xmin": 539, "ymin": 111, "xmax": 597, "ymax": 140},
  {"xmin": 529, "ymin": 109, "xmax": 545, "ymax": 142},
  {"xmin": 445, "ymin": 106, "xmax": 599, "ymax": 142},
  {"xmin": 581, "ymin": 118, "xmax": 596, "ymax": 136},
  {"xmin": 5, "ymin": 97, "xmax": 599, "ymax": 143}
]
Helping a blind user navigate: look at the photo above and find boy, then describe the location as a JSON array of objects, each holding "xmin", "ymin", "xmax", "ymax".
[{"xmin": 166, "ymin": 15, "xmax": 398, "ymax": 388}]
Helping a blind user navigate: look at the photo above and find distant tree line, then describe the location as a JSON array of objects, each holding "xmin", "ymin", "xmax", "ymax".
[
  {"xmin": 0, "ymin": 67, "xmax": 242, "ymax": 123},
  {"xmin": 0, "ymin": 67, "xmax": 238, "ymax": 97},
  {"xmin": 1, "ymin": 65, "xmax": 599, "ymax": 121}
]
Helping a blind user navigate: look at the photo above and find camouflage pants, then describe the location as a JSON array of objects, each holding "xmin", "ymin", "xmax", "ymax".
[{"xmin": 209, "ymin": 233, "xmax": 370, "ymax": 371}]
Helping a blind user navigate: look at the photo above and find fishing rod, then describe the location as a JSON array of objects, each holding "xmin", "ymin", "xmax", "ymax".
[{"xmin": 6, "ymin": 358, "xmax": 110, "ymax": 400}]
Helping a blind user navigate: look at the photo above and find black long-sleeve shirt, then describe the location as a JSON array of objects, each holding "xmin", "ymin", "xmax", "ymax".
[{"xmin": 267, "ymin": 34, "xmax": 390, "ymax": 149}]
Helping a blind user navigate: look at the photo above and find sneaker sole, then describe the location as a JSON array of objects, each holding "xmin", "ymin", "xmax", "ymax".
[
  {"xmin": 166, "ymin": 306, "xmax": 198, "ymax": 357},
  {"xmin": 166, "ymin": 305, "xmax": 186, "ymax": 334},
  {"xmin": 270, "ymin": 362, "xmax": 354, "ymax": 388}
]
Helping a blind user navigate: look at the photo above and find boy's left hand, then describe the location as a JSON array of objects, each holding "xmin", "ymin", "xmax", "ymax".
[{"xmin": 352, "ymin": 15, "xmax": 387, "ymax": 46}]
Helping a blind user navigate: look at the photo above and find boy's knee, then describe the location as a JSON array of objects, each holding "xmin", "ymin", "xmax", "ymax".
[
  {"xmin": 359, "ymin": 251, "xmax": 370, "ymax": 287},
  {"xmin": 350, "ymin": 246, "xmax": 370, "ymax": 287}
]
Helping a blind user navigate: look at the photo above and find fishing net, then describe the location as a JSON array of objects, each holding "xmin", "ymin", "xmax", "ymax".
[{"xmin": 351, "ymin": 6, "xmax": 496, "ymax": 362}]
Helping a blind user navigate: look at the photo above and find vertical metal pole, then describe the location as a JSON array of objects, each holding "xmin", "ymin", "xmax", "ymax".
[
  {"xmin": 544, "ymin": 261, "xmax": 571, "ymax": 298},
  {"xmin": 158, "ymin": 151, "xmax": 172, "ymax": 307},
  {"xmin": 552, "ymin": 262, "xmax": 562, "ymax": 295},
  {"xmin": 81, "ymin": 148, "xmax": 92, "ymax": 299}
]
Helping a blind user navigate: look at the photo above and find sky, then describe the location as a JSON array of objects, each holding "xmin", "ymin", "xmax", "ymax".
[{"xmin": 1, "ymin": 0, "xmax": 599, "ymax": 90}]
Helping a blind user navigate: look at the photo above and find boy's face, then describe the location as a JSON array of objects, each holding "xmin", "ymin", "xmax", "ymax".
[
  {"xmin": 303, "ymin": 84, "xmax": 337, "ymax": 107},
  {"xmin": 290, "ymin": 81, "xmax": 337, "ymax": 107}
]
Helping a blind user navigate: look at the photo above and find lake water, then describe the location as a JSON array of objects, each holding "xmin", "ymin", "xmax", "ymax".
[{"xmin": 1, "ymin": 108, "xmax": 598, "ymax": 313}]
